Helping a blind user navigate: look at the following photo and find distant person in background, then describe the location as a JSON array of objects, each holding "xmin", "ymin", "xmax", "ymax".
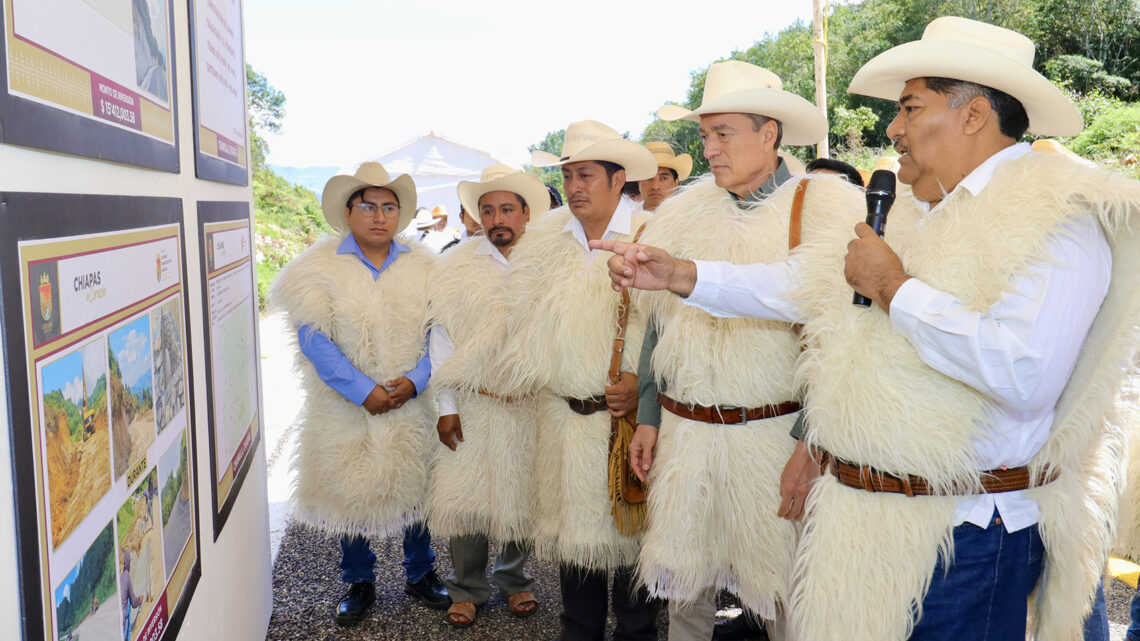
[
  {"xmin": 121, "ymin": 550, "xmax": 146, "ymax": 639},
  {"xmin": 458, "ymin": 203, "xmax": 483, "ymax": 237},
  {"xmin": 270, "ymin": 162, "xmax": 448, "ymax": 627},
  {"xmin": 546, "ymin": 184, "xmax": 563, "ymax": 210},
  {"xmin": 806, "ymin": 157, "xmax": 865, "ymax": 188},
  {"xmin": 638, "ymin": 142, "xmax": 692, "ymax": 211},
  {"xmin": 622, "ymin": 179, "xmax": 643, "ymax": 205}
]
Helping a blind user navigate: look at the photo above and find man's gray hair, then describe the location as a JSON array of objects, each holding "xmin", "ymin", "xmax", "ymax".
[
  {"xmin": 743, "ymin": 114, "xmax": 784, "ymax": 149},
  {"xmin": 923, "ymin": 77, "xmax": 1030, "ymax": 139}
]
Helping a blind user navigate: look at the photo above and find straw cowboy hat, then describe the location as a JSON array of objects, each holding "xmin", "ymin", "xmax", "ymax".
[
  {"xmin": 411, "ymin": 208, "xmax": 437, "ymax": 230},
  {"xmin": 847, "ymin": 16, "xmax": 1082, "ymax": 136},
  {"xmin": 458, "ymin": 165, "xmax": 551, "ymax": 218},
  {"xmin": 657, "ymin": 61, "xmax": 828, "ymax": 146},
  {"xmin": 645, "ymin": 142, "xmax": 692, "ymax": 182},
  {"xmin": 530, "ymin": 120, "xmax": 658, "ymax": 181},
  {"xmin": 321, "ymin": 162, "xmax": 417, "ymax": 234}
]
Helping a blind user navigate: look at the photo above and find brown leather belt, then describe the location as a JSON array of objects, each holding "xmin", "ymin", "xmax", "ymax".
[
  {"xmin": 818, "ymin": 449, "xmax": 1058, "ymax": 497},
  {"xmin": 565, "ymin": 395, "xmax": 608, "ymax": 416},
  {"xmin": 658, "ymin": 393, "xmax": 801, "ymax": 425}
]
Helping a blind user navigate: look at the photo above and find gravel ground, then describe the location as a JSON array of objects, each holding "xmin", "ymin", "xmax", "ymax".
[
  {"xmin": 266, "ymin": 518, "xmax": 1138, "ymax": 641},
  {"xmin": 266, "ymin": 521, "xmax": 673, "ymax": 641}
]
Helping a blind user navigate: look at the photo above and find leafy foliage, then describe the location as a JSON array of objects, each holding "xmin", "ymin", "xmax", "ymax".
[
  {"xmin": 525, "ymin": 129, "xmax": 566, "ymax": 201},
  {"xmin": 247, "ymin": 64, "xmax": 286, "ymax": 173},
  {"xmin": 54, "ymin": 524, "xmax": 116, "ymax": 635},
  {"xmin": 44, "ymin": 389, "xmax": 82, "ymax": 443},
  {"xmin": 246, "ymin": 66, "xmax": 330, "ymax": 310},
  {"xmin": 1046, "ymin": 55, "xmax": 1135, "ymax": 98}
]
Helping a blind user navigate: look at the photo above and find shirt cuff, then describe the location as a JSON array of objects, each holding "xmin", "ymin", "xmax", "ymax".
[
  {"xmin": 684, "ymin": 260, "xmax": 722, "ymax": 309},
  {"xmin": 636, "ymin": 399, "xmax": 662, "ymax": 428},
  {"xmin": 405, "ymin": 351, "xmax": 431, "ymax": 397},
  {"xmin": 436, "ymin": 389, "xmax": 458, "ymax": 417},
  {"xmin": 344, "ymin": 374, "xmax": 378, "ymax": 407},
  {"xmin": 888, "ymin": 277, "xmax": 941, "ymax": 340}
]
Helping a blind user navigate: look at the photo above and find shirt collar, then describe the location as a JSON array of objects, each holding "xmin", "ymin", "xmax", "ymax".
[
  {"xmin": 563, "ymin": 197, "xmax": 635, "ymax": 255},
  {"xmin": 474, "ymin": 236, "xmax": 510, "ymax": 269},
  {"xmin": 733, "ymin": 157, "xmax": 794, "ymax": 203},
  {"xmin": 917, "ymin": 142, "xmax": 1031, "ymax": 212},
  {"xmin": 337, "ymin": 234, "xmax": 410, "ymax": 280}
]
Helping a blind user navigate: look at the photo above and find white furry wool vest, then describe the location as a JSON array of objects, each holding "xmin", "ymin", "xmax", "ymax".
[
  {"xmin": 1112, "ymin": 385, "xmax": 1140, "ymax": 563},
  {"xmin": 789, "ymin": 153, "xmax": 1140, "ymax": 641},
  {"xmin": 634, "ymin": 175, "xmax": 864, "ymax": 615},
  {"xmin": 497, "ymin": 206, "xmax": 650, "ymax": 570},
  {"xmin": 269, "ymin": 235, "xmax": 437, "ymax": 537},
  {"xmin": 426, "ymin": 240, "xmax": 537, "ymax": 542}
]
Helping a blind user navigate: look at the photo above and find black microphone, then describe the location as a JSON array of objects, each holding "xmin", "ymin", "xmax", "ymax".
[{"xmin": 853, "ymin": 170, "xmax": 897, "ymax": 307}]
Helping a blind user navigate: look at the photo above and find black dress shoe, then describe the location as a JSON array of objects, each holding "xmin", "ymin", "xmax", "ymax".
[
  {"xmin": 335, "ymin": 581, "xmax": 375, "ymax": 626},
  {"xmin": 713, "ymin": 611, "xmax": 768, "ymax": 641},
  {"xmin": 405, "ymin": 570, "xmax": 451, "ymax": 610}
]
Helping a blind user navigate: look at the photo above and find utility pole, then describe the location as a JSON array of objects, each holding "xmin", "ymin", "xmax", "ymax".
[{"xmin": 813, "ymin": 0, "xmax": 829, "ymax": 158}]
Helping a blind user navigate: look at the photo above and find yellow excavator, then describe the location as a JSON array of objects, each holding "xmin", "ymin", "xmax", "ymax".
[{"xmin": 81, "ymin": 366, "xmax": 96, "ymax": 441}]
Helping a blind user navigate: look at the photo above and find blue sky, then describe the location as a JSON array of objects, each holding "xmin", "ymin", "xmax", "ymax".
[
  {"xmin": 41, "ymin": 350, "xmax": 82, "ymax": 404},
  {"xmin": 109, "ymin": 315, "xmax": 152, "ymax": 393},
  {"xmin": 245, "ymin": 0, "xmax": 816, "ymax": 169}
]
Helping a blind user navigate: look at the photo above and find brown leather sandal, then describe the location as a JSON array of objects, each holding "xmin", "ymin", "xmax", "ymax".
[
  {"xmin": 447, "ymin": 601, "xmax": 477, "ymax": 628},
  {"xmin": 507, "ymin": 591, "xmax": 538, "ymax": 618}
]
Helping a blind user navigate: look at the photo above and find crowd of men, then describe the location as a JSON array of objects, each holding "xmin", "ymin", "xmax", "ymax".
[{"xmin": 269, "ymin": 16, "xmax": 1140, "ymax": 641}]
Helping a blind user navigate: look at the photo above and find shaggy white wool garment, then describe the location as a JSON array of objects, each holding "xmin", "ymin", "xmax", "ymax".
[
  {"xmin": 1113, "ymin": 400, "xmax": 1140, "ymax": 562},
  {"xmin": 633, "ymin": 174, "xmax": 863, "ymax": 614},
  {"xmin": 425, "ymin": 240, "xmax": 538, "ymax": 542},
  {"xmin": 269, "ymin": 235, "xmax": 437, "ymax": 538},
  {"xmin": 496, "ymin": 207, "xmax": 649, "ymax": 570},
  {"xmin": 790, "ymin": 153, "xmax": 1140, "ymax": 641}
]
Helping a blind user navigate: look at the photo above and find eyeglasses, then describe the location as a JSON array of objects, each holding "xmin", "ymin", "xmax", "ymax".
[{"xmin": 352, "ymin": 201, "xmax": 399, "ymax": 219}]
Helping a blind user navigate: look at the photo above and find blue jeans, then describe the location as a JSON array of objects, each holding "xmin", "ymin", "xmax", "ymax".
[
  {"xmin": 1127, "ymin": 585, "xmax": 1140, "ymax": 641},
  {"xmin": 909, "ymin": 511, "xmax": 1044, "ymax": 641},
  {"xmin": 339, "ymin": 522, "xmax": 436, "ymax": 584},
  {"xmin": 1083, "ymin": 580, "xmax": 1108, "ymax": 641}
]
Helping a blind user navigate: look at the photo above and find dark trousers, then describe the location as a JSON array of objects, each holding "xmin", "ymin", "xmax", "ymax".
[{"xmin": 558, "ymin": 562, "xmax": 659, "ymax": 641}]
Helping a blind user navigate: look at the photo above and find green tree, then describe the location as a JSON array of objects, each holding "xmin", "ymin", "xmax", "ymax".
[
  {"xmin": 247, "ymin": 64, "xmax": 286, "ymax": 173},
  {"xmin": 526, "ymin": 129, "xmax": 566, "ymax": 201}
]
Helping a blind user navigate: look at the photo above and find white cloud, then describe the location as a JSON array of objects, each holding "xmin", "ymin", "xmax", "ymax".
[{"xmin": 63, "ymin": 376, "xmax": 83, "ymax": 405}]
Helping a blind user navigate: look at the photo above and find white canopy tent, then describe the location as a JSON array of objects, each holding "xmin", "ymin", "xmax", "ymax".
[{"xmin": 342, "ymin": 132, "xmax": 506, "ymax": 231}]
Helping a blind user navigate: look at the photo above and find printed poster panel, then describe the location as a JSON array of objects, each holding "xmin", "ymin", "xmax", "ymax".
[
  {"xmin": 199, "ymin": 202, "xmax": 261, "ymax": 538},
  {"xmin": 0, "ymin": 0, "xmax": 179, "ymax": 171},
  {"xmin": 0, "ymin": 193, "xmax": 199, "ymax": 641},
  {"xmin": 188, "ymin": 0, "xmax": 247, "ymax": 184}
]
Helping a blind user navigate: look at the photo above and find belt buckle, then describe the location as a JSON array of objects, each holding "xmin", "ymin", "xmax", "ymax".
[{"xmin": 716, "ymin": 405, "xmax": 747, "ymax": 424}]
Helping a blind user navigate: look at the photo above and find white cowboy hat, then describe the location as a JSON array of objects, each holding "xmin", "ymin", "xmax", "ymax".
[
  {"xmin": 411, "ymin": 208, "xmax": 437, "ymax": 230},
  {"xmin": 321, "ymin": 162, "xmax": 417, "ymax": 234},
  {"xmin": 657, "ymin": 61, "xmax": 828, "ymax": 146},
  {"xmin": 530, "ymin": 120, "xmax": 658, "ymax": 181},
  {"xmin": 458, "ymin": 164, "xmax": 551, "ymax": 218},
  {"xmin": 847, "ymin": 16, "xmax": 1082, "ymax": 136},
  {"xmin": 644, "ymin": 142, "xmax": 693, "ymax": 182}
]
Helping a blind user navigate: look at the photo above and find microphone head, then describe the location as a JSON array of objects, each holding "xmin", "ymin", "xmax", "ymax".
[{"xmin": 867, "ymin": 169, "xmax": 896, "ymax": 196}]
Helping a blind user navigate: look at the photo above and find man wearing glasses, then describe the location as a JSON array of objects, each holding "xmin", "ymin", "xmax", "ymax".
[{"xmin": 271, "ymin": 162, "xmax": 449, "ymax": 627}]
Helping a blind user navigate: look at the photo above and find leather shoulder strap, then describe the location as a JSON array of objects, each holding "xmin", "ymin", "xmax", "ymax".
[
  {"xmin": 789, "ymin": 177, "xmax": 811, "ymax": 250},
  {"xmin": 609, "ymin": 222, "xmax": 648, "ymax": 384}
]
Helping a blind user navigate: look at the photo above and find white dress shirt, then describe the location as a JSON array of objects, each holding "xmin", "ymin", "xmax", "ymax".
[
  {"xmin": 429, "ymin": 238, "xmax": 510, "ymax": 416},
  {"xmin": 563, "ymin": 197, "xmax": 636, "ymax": 259},
  {"xmin": 686, "ymin": 143, "xmax": 1112, "ymax": 532}
]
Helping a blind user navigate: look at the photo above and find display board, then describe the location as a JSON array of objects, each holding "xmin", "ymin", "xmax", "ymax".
[
  {"xmin": 188, "ymin": 0, "xmax": 247, "ymax": 184},
  {"xmin": 0, "ymin": 193, "xmax": 200, "ymax": 641},
  {"xmin": 198, "ymin": 202, "xmax": 260, "ymax": 538},
  {"xmin": 0, "ymin": 0, "xmax": 179, "ymax": 171}
]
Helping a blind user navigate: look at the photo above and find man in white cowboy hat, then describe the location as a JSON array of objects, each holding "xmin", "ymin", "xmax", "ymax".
[
  {"xmin": 622, "ymin": 60, "xmax": 860, "ymax": 641},
  {"xmin": 425, "ymin": 164, "xmax": 549, "ymax": 628},
  {"xmin": 493, "ymin": 119, "xmax": 660, "ymax": 641},
  {"xmin": 595, "ymin": 16, "xmax": 1140, "ymax": 641},
  {"xmin": 638, "ymin": 141, "xmax": 692, "ymax": 212},
  {"xmin": 269, "ymin": 161, "xmax": 450, "ymax": 627}
]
